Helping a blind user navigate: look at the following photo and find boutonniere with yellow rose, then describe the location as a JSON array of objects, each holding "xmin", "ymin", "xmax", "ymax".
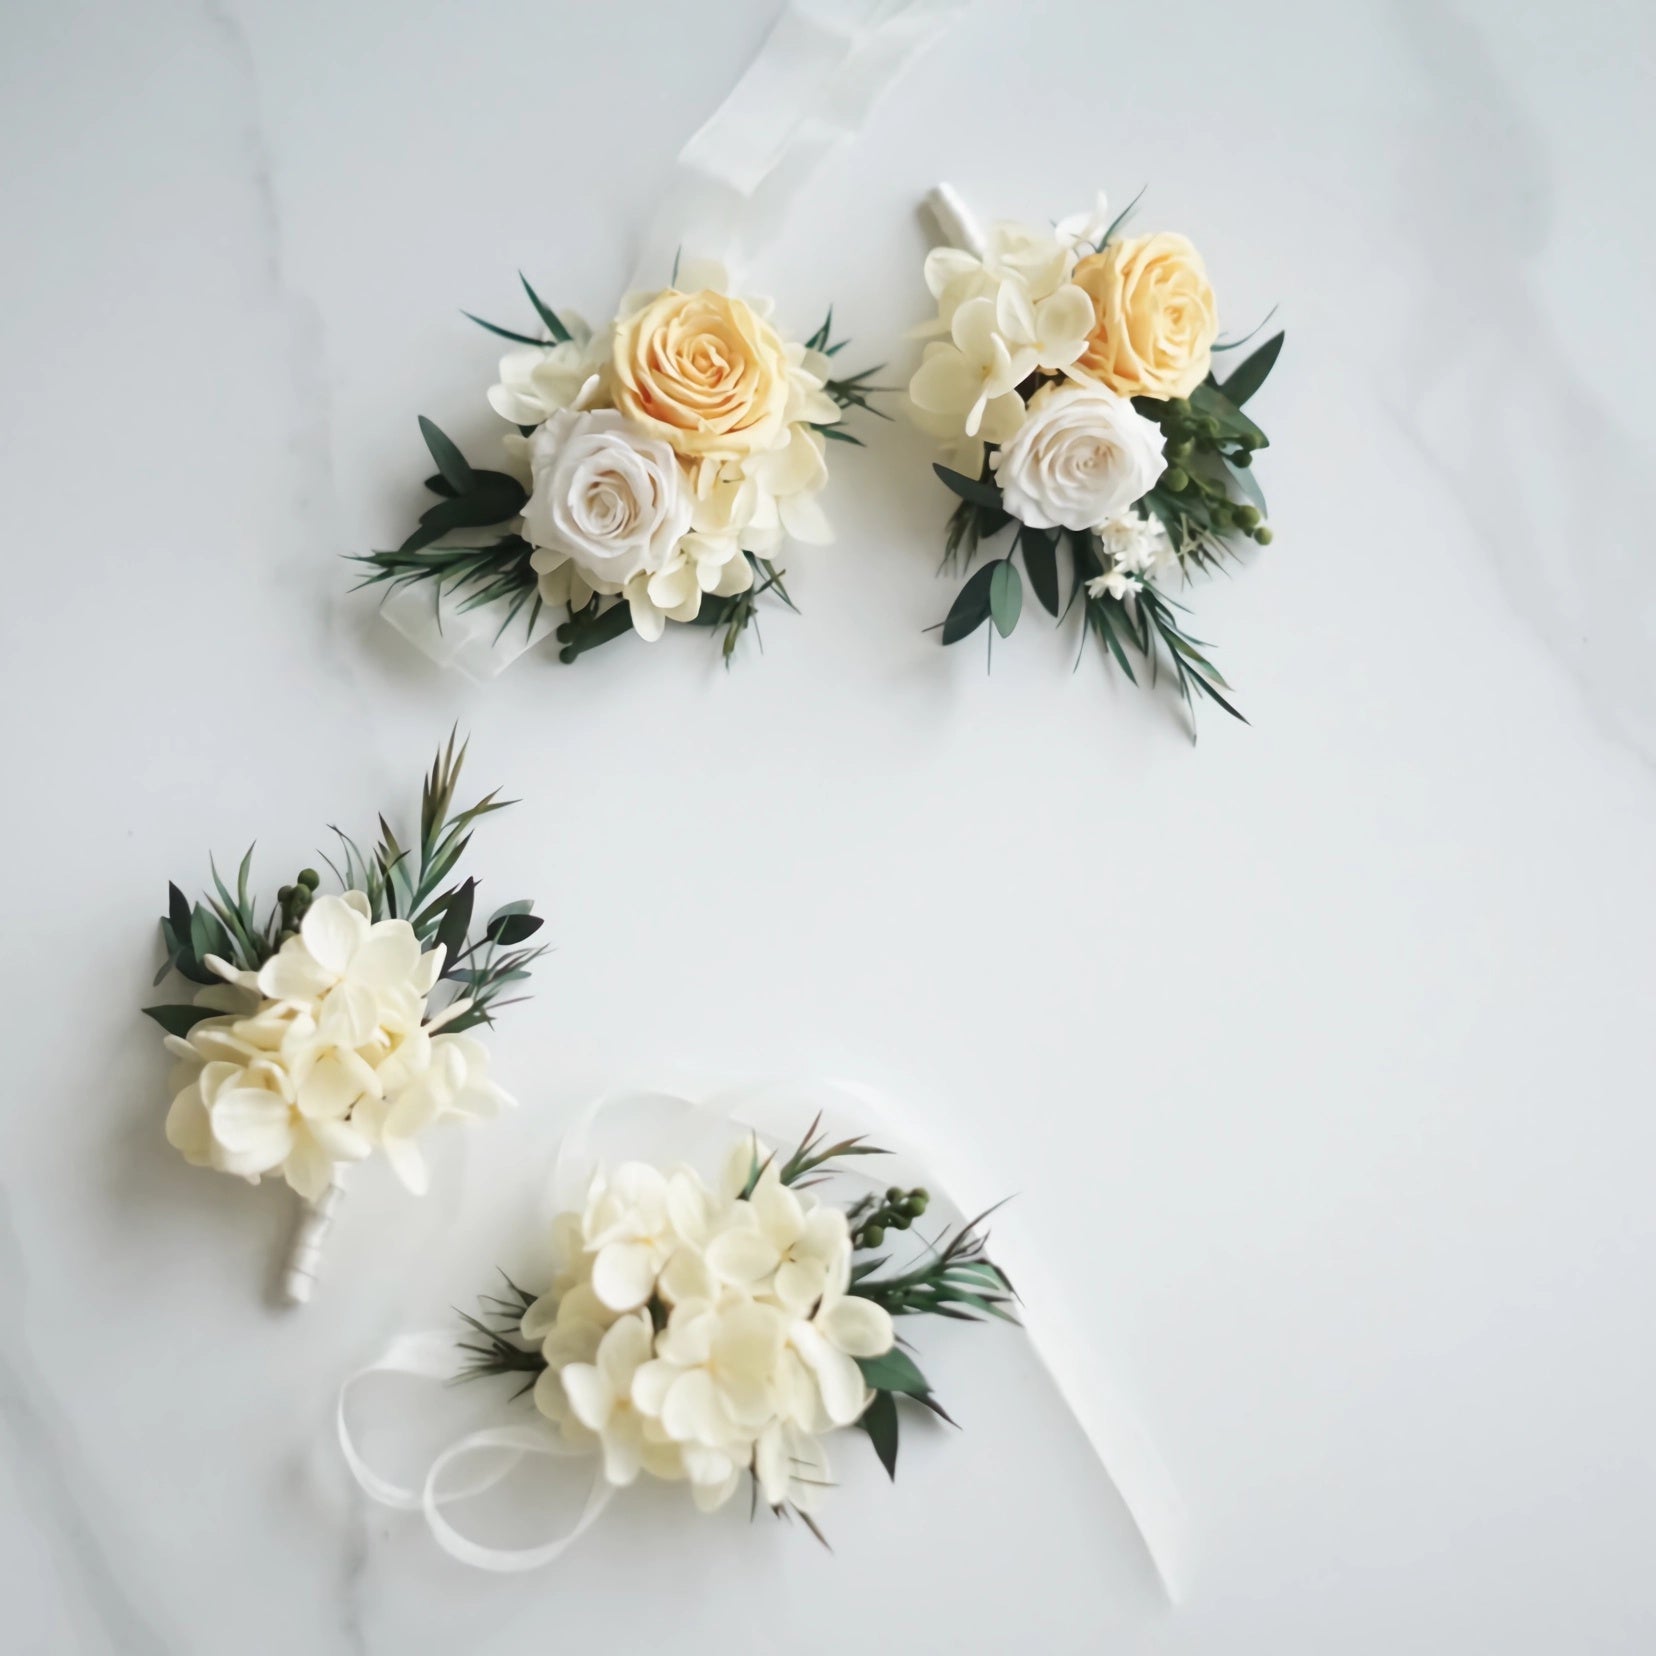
[
  {"xmin": 145, "ymin": 733, "xmax": 546, "ymax": 1303},
  {"xmin": 911, "ymin": 186, "xmax": 1284, "ymax": 731},
  {"xmin": 355, "ymin": 261, "xmax": 880, "ymax": 667},
  {"xmin": 339, "ymin": 1103, "xmax": 1019, "ymax": 1564}
]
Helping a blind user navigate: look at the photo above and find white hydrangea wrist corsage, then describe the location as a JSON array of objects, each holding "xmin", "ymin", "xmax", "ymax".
[
  {"xmin": 339, "ymin": 1085, "xmax": 1187, "ymax": 1588},
  {"xmin": 145, "ymin": 734, "xmax": 545, "ymax": 1302},
  {"xmin": 354, "ymin": 263, "xmax": 879, "ymax": 672},
  {"xmin": 912, "ymin": 184, "xmax": 1285, "ymax": 732},
  {"xmin": 468, "ymin": 1120, "xmax": 1010, "ymax": 1527}
]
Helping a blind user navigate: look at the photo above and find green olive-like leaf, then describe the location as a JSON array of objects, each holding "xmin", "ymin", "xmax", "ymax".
[{"xmin": 989, "ymin": 558, "xmax": 1022, "ymax": 637}]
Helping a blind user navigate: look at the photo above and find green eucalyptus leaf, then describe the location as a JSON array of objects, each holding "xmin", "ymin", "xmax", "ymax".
[
  {"xmin": 1189, "ymin": 382, "xmax": 1267, "ymax": 448},
  {"xmin": 142, "ymin": 1004, "xmax": 220, "ymax": 1037},
  {"xmin": 1020, "ymin": 528, "xmax": 1060, "ymax": 616},
  {"xmin": 418, "ymin": 417, "xmax": 476, "ymax": 494},
  {"xmin": 856, "ymin": 1348, "xmax": 930, "ymax": 1397},
  {"xmin": 989, "ymin": 558, "xmax": 1022, "ymax": 637},
  {"xmin": 189, "ymin": 904, "xmax": 231, "ymax": 968},
  {"xmin": 858, "ymin": 1390, "xmax": 900, "ymax": 1480},
  {"xmin": 486, "ymin": 911, "xmax": 543, "ymax": 946},
  {"xmin": 434, "ymin": 878, "xmax": 475, "ymax": 970},
  {"xmin": 167, "ymin": 883, "xmax": 193, "ymax": 950},
  {"xmin": 398, "ymin": 475, "xmax": 529, "ymax": 555},
  {"xmin": 1218, "ymin": 330, "xmax": 1284, "ymax": 407},
  {"xmin": 940, "ymin": 561, "xmax": 997, "ymax": 645},
  {"xmin": 933, "ymin": 464, "xmax": 1003, "ymax": 511}
]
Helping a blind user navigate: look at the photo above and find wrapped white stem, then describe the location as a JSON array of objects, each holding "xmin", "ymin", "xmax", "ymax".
[
  {"xmin": 282, "ymin": 1166, "xmax": 350, "ymax": 1306},
  {"xmin": 923, "ymin": 181, "xmax": 985, "ymax": 257}
]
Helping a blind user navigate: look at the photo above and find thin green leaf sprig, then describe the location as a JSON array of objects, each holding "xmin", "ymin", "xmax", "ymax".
[
  {"xmin": 354, "ymin": 267, "xmax": 883, "ymax": 669},
  {"xmin": 457, "ymin": 1114, "xmax": 1016, "ymax": 1544},
  {"xmin": 144, "ymin": 732, "xmax": 546, "ymax": 1201},
  {"xmin": 915, "ymin": 188, "xmax": 1285, "ymax": 732}
]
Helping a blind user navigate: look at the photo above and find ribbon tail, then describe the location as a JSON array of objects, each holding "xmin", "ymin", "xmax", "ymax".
[{"xmin": 627, "ymin": 0, "xmax": 971, "ymax": 290}]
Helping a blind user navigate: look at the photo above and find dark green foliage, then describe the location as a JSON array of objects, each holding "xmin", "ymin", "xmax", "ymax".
[{"xmin": 150, "ymin": 732, "xmax": 544, "ymax": 1037}]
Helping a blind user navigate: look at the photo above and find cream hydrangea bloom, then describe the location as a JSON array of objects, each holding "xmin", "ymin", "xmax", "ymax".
[
  {"xmin": 521, "ymin": 1146, "xmax": 899, "ymax": 1516},
  {"xmin": 162, "ymin": 892, "xmax": 510, "ymax": 1199}
]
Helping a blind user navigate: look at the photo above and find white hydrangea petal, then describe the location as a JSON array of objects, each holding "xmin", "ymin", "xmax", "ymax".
[
  {"xmin": 600, "ymin": 1420, "xmax": 644, "ymax": 1487},
  {"xmin": 300, "ymin": 896, "xmax": 369, "ymax": 976},
  {"xmin": 716, "ymin": 1369, "xmax": 774, "ymax": 1431},
  {"xmin": 818, "ymin": 1293, "xmax": 895, "ymax": 1359},
  {"xmin": 412, "ymin": 946, "xmax": 444, "ymax": 997},
  {"xmin": 689, "ymin": 1462, "xmax": 741, "ymax": 1512},
  {"xmin": 705, "ymin": 1226, "xmax": 781, "ymax": 1288},
  {"xmin": 977, "ymin": 390, "xmax": 1028, "ymax": 448},
  {"xmin": 779, "ymin": 489, "xmax": 832, "ymax": 545},
  {"xmin": 282, "ymin": 1130, "xmax": 335, "ymax": 1201},
  {"xmin": 305, "ymin": 1118, "xmax": 373, "ymax": 1163},
  {"xmin": 629, "ymin": 1358, "xmax": 679, "ymax": 1420},
  {"xmin": 208, "ymin": 1088, "xmax": 293, "ymax": 1166},
  {"xmin": 164, "ymin": 1083, "xmax": 213, "ymax": 1166},
  {"xmin": 349, "ymin": 924, "xmax": 422, "ymax": 991},
  {"xmin": 521, "ymin": 1293, "xmax": 561, "ymax": 1342},
  {"xmin": 753, "ymin": 1422, "xmax": 790, "ymax": 1508},
  {"xmin": 316, "ymin": 982, "xmax": 379, "ymax": 1050},
  {"xmin": 656, "ymin": 1305, "xmax": 716, "ymax": 1368},
  {"xmin": 750, "ymin": 1172, "xmax": 804, "ymax": 1247},
  {"xmin": 791, "ymin": 1321, "xmax": 868, "ymax": 1426},
  {"xmin": 294, "ymin": 1055, "xmax": 363, "ymax": 1121},
  {"xmin": 626, "ymin": 589, "xmax": 666, "ymax": 642},
  {"xmin": 598, "ymin": 1314, "xmax": 654, "ymax": 1391},
  {"xmin": 657, "ymin": 1245, "xmax": 717, "ymax": 1307},
  {"xmin": 661, "ymin": 1370, "xmax": 723, "ymax": 1445},
  {"xmin": 773, "ymin": 1257, "xmax": 829, "ymax": 1317},
  {"xmin": 560, "ymin": 1363, "xmax": 614, "ymax": 1432},
  {"xmin": 532, "ymin": 1365, "xmax": 568, "ymax": 1423},
  {"xmin": 908, "ymin": 346, "xmax": 978, "ymax": 418},
  {"xmin": 591, "ymin": 1241, "xmax": 659, "ymax": 1312},
  {"xmin": 256, "ymin": 946, "xmax": 333, "ymax": 1003}
]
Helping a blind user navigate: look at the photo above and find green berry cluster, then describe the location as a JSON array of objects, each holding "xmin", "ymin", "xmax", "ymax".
[
  {"xmin": 1155, "ymin": 397, "xmax": 1273, "ymax": 546},
  {"xmin": 854, "ymin": 1185, "xmax": 930, "ymax": 1250},
  {"xmin": 273, "ymin": 866, "xmax": 321, "ymax": 946}
]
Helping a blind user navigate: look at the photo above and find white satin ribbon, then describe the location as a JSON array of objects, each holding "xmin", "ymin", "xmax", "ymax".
[
  {"xmin": 339, "ymin": 1082, "xmax": 1187, "ymax": 1597},
  {"xmin": 383, "ymin": 0, "xmax": 968, "ymax": 679},
  {"xmin": 337, "ymin": 1331, "xmax": 613, "ymax": 1572}
]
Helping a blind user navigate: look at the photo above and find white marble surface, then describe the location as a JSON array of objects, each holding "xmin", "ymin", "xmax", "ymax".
[{"xmin": 3, "ymin": 0, "xmax": 1655, "ymax": 1650}]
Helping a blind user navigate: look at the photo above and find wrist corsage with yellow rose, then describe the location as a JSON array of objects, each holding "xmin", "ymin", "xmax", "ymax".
[
  {"xmin": 355, "ymin": 261, "xmax": 880, "ymax": 668},
  {"xmin": 911, "ymin": 186, "xmax": 1284, "ymax": 730},
  {"xmin": 146, "ymin": 733, "xmax": 545, "ymax": 1302}
]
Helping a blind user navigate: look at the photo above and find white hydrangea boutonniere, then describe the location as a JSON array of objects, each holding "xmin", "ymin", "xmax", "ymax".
[
  {"xmin": 912, "ymin": 184, "xmax": 1285, "ymax": 734},
  {"xmin": 144, "ymin": 732, "xmax": 546, "ymax": 1302},
  {"xmin": 354, "ymin": 262, "xmax": 883, "ymax": 670}
]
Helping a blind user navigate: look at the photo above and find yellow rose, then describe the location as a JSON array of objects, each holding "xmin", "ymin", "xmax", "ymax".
[
  {"xmin": 1072, "ymin": 232, "xmax": 1218, "ymax": 400},
  {"xmin": 610, "ymin": 288, "xmax": 791, "ymax": 461}
]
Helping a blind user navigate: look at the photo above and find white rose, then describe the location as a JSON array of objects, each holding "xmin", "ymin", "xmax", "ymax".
[
  {"xmin": 522, "ymin": 409, "xmax": 692, "ymax": 587},
  {"xmin": 990, "ymin": 381, "xmax": 1165, "ymax": 532}
]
